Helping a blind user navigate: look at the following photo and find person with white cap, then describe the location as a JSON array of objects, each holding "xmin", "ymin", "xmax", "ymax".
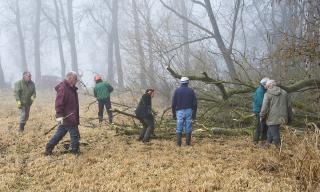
[
  {"xmin": 172, "ymin": 77, "xmax": 197, "ymax": 146},
  {"xmin": 260, "ymin": 79, "xmax": 292, "ymax": 148},
  {"xmin": 252, "ymin": 77, "xmax": 269, "ymax": 145}
]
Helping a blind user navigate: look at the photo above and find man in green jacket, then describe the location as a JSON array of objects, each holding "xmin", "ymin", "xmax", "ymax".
[
  {"xmin": 94, "ymin": 75, "xmax": 113, "ymax": 124},
  {"xmin": 14, "ymin": 71, "xmax": 36, "ymax": 132},
  {"xmin": 260, "ymin": 80, "xmax": 292, "ymax": 148}
]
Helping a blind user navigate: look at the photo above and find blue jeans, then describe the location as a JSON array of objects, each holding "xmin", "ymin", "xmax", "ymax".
[
  {"xmin": 176, "ymin": 108, "xmax": 193, "ymax": 134},
  {"xmin": 48, "ymin": 125, "xmax": 80, "ymax": 152},
  {"xmin": 267, "ymin": 124, "xmax": 281, "ymax": 146}
]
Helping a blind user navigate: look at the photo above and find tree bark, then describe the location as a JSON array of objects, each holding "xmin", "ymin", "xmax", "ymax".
[
  {"xmin": 15, "ymin": 0, "xmax": 28, "ymax": 72},
  {"xmin": 53, "ymin": 0, "xmax": 66, "ymax": 79},
  {"xmin": 107, "ymin": 29, "xmax": 114, "ymax": 83},
  {"xmin": 34, "ymin": 0, "xmax": 41, "ymax": 83},
  {"xmin": 132, "ymin": 0, "xmax": 147, "ymax": 87},
  {"xmin": 203, "ymin": 0, "xmax": 238, "ymax": 80},
  {"xmin": 180, "ymin": 0, "xmax": 190, "ymax": 70},
  {"xmin": 112, "ymin": 0, "xmax": 124, "ymax": 88},
  {"xmin": 67, "ymin": 0, "xmax": 78, "ymax": 74},
  {"xmin": 0, "ymin": 55, "xmax": 5, "ymax": 88}
]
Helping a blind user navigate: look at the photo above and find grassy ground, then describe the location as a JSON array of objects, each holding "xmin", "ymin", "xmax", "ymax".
[{"xmin": 0, "ymin": 90, "xmax": 319, "ymax": 191}]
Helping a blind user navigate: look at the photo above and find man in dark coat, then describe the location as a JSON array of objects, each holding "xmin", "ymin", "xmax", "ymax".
[
  {"xmin": 135, "ymin": 89, "xmax": 155, "ymax": 143},
  {"xmin": 252, "ymin": 77, "xmax": 269, "ymax": 144},
  {"xmin": 45, "ymin": 71, "xmax": 80, "ymax": 155},
  {"xmin": 14, "ymin": 71, "xmax": 36, "ymax": 132},
  {"xmin": 172, "ymin": 77, "xmax": 197, "ymax": 146}
]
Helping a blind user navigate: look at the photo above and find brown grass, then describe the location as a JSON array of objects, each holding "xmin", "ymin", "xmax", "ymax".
[{"xmin": 0, "ymin": 90, "xmax": 319, "ymax": 191}]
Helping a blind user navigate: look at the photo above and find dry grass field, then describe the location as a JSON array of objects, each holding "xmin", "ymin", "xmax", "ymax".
[{"xmin": 0, "ymin": 90, "xmax": 319, "ymax": 191}]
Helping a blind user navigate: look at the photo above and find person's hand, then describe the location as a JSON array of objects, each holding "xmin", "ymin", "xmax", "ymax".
[
  {"xmin": 56, "ymin": 117, "xmax": 64, "ymax": 125},
  {"xmin": 16, "ymin": 101, "xmax": 22, "ymax": 109},
  {"xmin": 31, "ymin": 95, "xmax": 36, "ymax": 103}
]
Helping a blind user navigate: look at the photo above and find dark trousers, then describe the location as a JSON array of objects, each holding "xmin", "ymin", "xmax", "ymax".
[
  {"xmin": 139, "ymin": 117, "xmax": 155, "ymax": 142},
  {"xmin": 267, "ymin": 124, "xmax": 281, "ymax": 147},
  {"xmin": 48, "ymin": 125, "xmax": 80, "ymax": 152},
  {"xmin": 98, "ymin": 98, "xmax": 112, "ymax": 123},
  {"xmin": 253, "ymin": 113, "xmax": 268, "ymax": 142}
]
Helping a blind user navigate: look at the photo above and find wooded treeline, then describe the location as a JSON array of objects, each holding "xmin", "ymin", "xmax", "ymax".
[{"xmin": 0, "ymin": 0, "xmax": 319, "ymax": 107}]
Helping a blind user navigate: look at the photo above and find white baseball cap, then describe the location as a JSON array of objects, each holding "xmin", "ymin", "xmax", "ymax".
[{"xmin": 180, "ymin": 77, "xmax": 189, "ymax": 84}]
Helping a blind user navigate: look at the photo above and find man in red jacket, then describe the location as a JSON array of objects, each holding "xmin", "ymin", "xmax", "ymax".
[{"xmin": 45, "ymin": 71, "xmax": 80, "ymax": 155}]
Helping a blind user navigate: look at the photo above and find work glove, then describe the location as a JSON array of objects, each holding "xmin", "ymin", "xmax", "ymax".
[
  {"xmin": 56, "ymin": 117, "xmax": 64, "ymax": 125},
  {"xmin": 31, "ymin": 95, "xmax": 36, "ymax": 104},
  {"xmin": 16, "ymin": 101, "xmax": 22, "ymax": 109}
]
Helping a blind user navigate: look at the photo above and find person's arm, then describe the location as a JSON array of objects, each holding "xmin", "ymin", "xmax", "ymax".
[
  {"xmin": 31, "ymin": 83, "xmax": 36, "ymax": 103},
  {"xmin": 14, "ymin": 81, "xmax": 21, "ymax": 102},
  {"xmin": 259, "ymin": 93, "xmax": 270, "ymax": 121},
  {"xmin": 93, "ymin": 87, "xmax": 97, "ymax": 98},
  {"xmin": 172, "ymin": 91, "xmax": 177, "ymax": 119},
  {"xmin": 192, "ymin": 91, "xmax": 197, "ymax": 120},
  {"xmin": 107, "ymin": 84, "xmax": 114, "ymax": 93},
  {"xmin": 55, "ymin": 86, "xmax": 65, "ymax": 118}
]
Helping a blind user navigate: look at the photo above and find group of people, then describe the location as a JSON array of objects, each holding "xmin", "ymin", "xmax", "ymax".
[
  {"xmin": 13, "ymin": 71, "xmax": 292, "ymax": 155},
  {"xmin": 14, "ymin": 71, "xmax": 198, "ymax": 155},
  {"xmin": 252, "ymin": 78, "xmax": 292, "ymax": 148}
]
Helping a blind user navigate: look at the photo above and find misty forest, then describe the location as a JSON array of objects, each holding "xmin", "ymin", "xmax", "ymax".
[{"xmin": 0, "ymin": 0, "xmax": 320, "ymax": 191}]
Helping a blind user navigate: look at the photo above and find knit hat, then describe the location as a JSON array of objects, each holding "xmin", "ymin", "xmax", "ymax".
[
  {"xmin": 145, "ymin": 88, "xmax": 155, "ymax": 94},
  {"xmin": 260, "ymin": 77, "xmax": 269, "ymax": 86},
  {"xmin": 95, "ymin": 75, "xmax": 102, "ymax": 81}
]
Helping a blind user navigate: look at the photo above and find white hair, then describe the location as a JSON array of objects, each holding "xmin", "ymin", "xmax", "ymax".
[
  {"xmin": 66, "ymin": 71, "xmax": 78, "ymax": 79},
  {"xmin": 266, "ymin": 79, "xmax": 276, "ymax": 86}
]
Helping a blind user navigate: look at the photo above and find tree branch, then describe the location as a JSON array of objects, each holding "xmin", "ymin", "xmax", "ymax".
[{"xmin": 159, "ymin": 0, "xmax": 214, "ymax": 37}]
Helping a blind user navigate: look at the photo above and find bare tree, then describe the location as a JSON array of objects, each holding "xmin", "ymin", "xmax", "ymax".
[
  {"xmin": 180, "ymin": 0, "xmax": 190, "ymax": 70},
  {"xmin": 15, "ymin": 0, "xmax": 28, "ymax": 72},
  {"xmin": 132, "ymin": 0, "xmax": 147, "ymax": 87},
  {"xmin": 34, "ymin": 0, "xmax": 41, "ymax": 82},
  {"xmin": 67, "ymin": 0, "xmax": 78, "ymax": 74},
  {"xmin": 0, "ymin": 55, "xmax": 5, "ymax": 88}
]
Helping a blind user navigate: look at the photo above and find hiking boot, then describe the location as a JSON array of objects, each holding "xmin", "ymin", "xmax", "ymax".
[
  {"xmin": 44, "ymin": 143, "xmax": 54, "ymax": 156},
  {"xmin": 176, "ymin": 133, "xmax": 182, "ymax": 147},
  {"xmin": 186, "ymin": 133, "xmax": 191, "ymax": 146},
  {"xmin": 19, "ymin": 123, "xmax": 25, "ymax": 132}
]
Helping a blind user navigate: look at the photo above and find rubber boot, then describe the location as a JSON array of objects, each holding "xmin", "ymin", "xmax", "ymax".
[
  {"xmin": 45, "ymin": 143, "xmax": 54, "ymax": 156},
  {"xmin": 19, "ymin": 123, "xmax": 25, "ymax": 132},
  {"xmin": 186, "ymin": 133, "xmax": 191, "ymax": 146},
  {"xmin": 176, "ymin": 133, "xmax": 182, "ymax": 147},
  {"xmin": 98, "ymin": 116, "xmax": 103, "ymax": 123}
]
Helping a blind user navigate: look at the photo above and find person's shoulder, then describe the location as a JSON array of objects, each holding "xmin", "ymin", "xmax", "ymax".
[{"xmin": 14, "ymin": 80, "xmax": 22, "ymax": 85}]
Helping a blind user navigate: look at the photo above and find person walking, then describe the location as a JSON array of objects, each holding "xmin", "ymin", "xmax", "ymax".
[
  {"xmin": 172, "ymin": 77, "xmax": 197, "ymax": 146},
  {"xmin": 45, "ymin": 71, "xmax": 80, "ymax": 155},
  {"xmin": 93, "ymin": 75, "xmax": 114, "ymax": 124},
  {"xmin": 260, "ymin": 80, "xmax": 293, "ymax": 148},
  {"xmin": 252, "ymin": 77, "xmax": 269, "ymax": 145},
  {"xmin": 135, "ymin": 89, "xmax": 155, "ymax": 143},
  {"xmin": 14, "ymin": 71, "xmax": 36, "ymax": 132}
]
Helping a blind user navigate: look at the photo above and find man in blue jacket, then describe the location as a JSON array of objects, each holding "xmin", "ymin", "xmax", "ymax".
[
  {"xmin": 252, "ymin": 77, "xmax": 269, "ymax": 144},
  {"xmin": 172, "ymin": 77, "xmax": 197, "ymax": 146}
]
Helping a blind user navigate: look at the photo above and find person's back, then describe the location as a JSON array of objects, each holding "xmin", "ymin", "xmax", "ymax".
[
  {"xmin": 172, "ymin": 85, "xmax": 196, "ymax": 111},
  {"xmin": 94, "ymin": 81, "xmax": 112, "ymax": 100},
  {"xmin": 264, "ymin": 86, "xmax": 290, "ymax": 125}
]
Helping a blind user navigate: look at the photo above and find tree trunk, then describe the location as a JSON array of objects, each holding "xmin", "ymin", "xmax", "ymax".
[
  {"xmin": 144, "ymin": 0, "xmax": 156, "ymax": 87},
  {"xmin": 67, "ymin": 0, "xmax": 78, "ymax": 74},
  {"xmin": 107, "ymin": 30, "xmax": 114, "ymax": 84},
  {"xmin": 203, "ymin": 0, "xmax": 238, "ymax": 80},
  {"xmin": 112, "ymin": 0, "xmax": 124, "ymax": 88},
  {"xmin": 132, "ymin": 0, "xmax": 147, "ymax": 87},
  {"xmin": 53, "ymin": 0, "xmax": 66, "ymax": 79},
  {"xmin": 34, "ymin": 0, "xmax": 41, "ymax": 83},
  {"xmin": 0, "ymin": 55, "xmax": 5, "ymax": 88},
  {"xmin": 15, "ymin": 0, "xmax": 28, "ymax": 72},
  {"xmin": 180, "ymin": 0, "xmax": 190, "ymax": 70}
]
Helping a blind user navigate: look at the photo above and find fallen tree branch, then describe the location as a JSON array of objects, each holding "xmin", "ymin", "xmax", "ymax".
[
  {"xmin": 112, "ymin": 108, "xmax": 139, "ymax": 120},
  {"xmin": 166, "ymin": 65, "xmax": 320, "ymax": 99}
]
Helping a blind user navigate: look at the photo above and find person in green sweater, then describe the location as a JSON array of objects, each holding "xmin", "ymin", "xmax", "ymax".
[
  {"xmin": 94, "ymin": 75, "xmax": 113, "ymax": 124},
  {"xmin": 14, "ymin": 71, "xmax": 36, "ymax": 132}
]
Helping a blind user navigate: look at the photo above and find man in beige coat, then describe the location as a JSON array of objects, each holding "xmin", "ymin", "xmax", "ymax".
[{"xmin": 260, "ymin": 80, "xmax": 292, "ymax": 148}]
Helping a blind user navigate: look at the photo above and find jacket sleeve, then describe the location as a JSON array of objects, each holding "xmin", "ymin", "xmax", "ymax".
[
  {"xmin": 172, "ymin": 90, "xmax": 177, "ymax": 117},
  {"xmin": 14, "ymin": 81, "xmax": 21, "ymax": 101},
  {"xmin": 93, "ymin": 87, "xmax": 97, "ymax": 98},
  {"xmin": 192, "ymin": 91, "xmax": 197, "ymax": 119},
  {"xmin": 55, "ymin": 86, "xmax": 65, "ymax": 118},
  {"xmin": 107, "ymin": 84, "xmax": 114, "ymax": 93},
  {"xmin": 259, "ymin": 93, "xmax": 270, "ymax": 119},
  {"xmin": 32, "ymin": 84, "xmax": 36, "ymax": 98}
]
